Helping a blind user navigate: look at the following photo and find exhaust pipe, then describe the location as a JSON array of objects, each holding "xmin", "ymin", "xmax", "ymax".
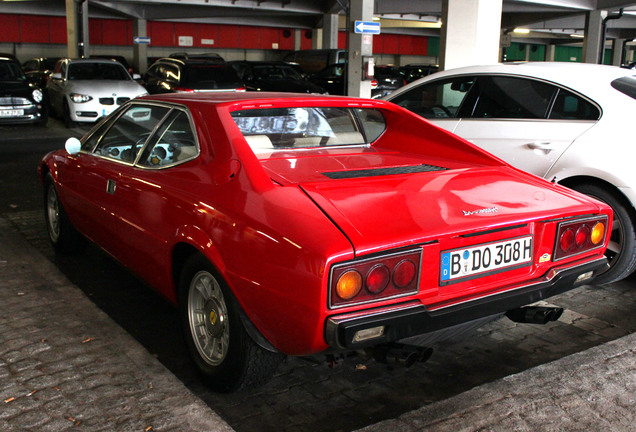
[
  {"xmin": 371, "ymin": 344, "xmax": 433, "ymax": 368},
  {"xmin": 506, "ymin": 306, "xmax": 564, "ymax": 324}
]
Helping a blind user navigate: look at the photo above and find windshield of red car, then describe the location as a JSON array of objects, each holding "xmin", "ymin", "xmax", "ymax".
[{"xmin": 231, "ymin": 107, "xmax": 386, "ymax": 152}]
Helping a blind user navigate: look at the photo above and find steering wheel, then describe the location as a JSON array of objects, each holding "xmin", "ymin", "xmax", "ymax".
[{"xmin": 431, "ymin": 105, "xmax": 452, "ymax": 118}]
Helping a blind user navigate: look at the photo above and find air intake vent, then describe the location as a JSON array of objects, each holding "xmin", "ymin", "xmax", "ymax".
[{"xmin": 322, "ymin": 164, "xmax": 447, "ymax": 180}]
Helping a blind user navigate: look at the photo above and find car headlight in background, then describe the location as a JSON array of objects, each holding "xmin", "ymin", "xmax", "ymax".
[
  {"xmin": 32, "ymin": 89, "xmax": 43, "ymax": 103},
  {"xmin": 70, "ymin": 93, "xmax": 93, "ymax": 103}
]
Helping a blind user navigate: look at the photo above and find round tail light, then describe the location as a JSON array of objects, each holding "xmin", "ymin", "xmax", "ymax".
[
  {"xmin": 393, "ymin": 259, "xmax": 416, "ymax": 288},
  {"xmin": 559, "ymin": 228, "xmax": 575, "ymax": 253},
  {"xmin": 591, "ymin": 222, "xmax": 605, "ymax": 245},
  {"xmin": 575, "ymin": 225, "xmax": 590, "ymax": 247},
  {"xmin": 366, "ymin": 264, "xmax": 390, "ymax": 294},
  {"xmin": 336, "ymin": 270, "xmax": 362, "ymax": 300}
]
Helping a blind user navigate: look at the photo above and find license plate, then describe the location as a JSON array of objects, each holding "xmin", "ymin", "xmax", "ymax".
[
  {"xmin": 0, "ymin": 109, "xmax": 23, "ymax": 117},
  {"xmin": 440, "ymin": 235, "xmax": 533, "ymax": 283}
]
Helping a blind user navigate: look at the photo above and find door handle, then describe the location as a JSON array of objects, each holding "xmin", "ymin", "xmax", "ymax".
[
  {"xmin": 106, "ymin": 179, "xmax": 116, "ymax": 195},
  {"xmin": 526, "ymin": 141, "xmax": 555, "ymax": 152}
]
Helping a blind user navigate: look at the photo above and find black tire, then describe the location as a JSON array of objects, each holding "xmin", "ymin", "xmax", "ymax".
[
  {"xmin": 178, "ymin": 254, "xmax": 283, "ymax": 392},
  {"xmin": 43, "ymin": 173, "xmax": 85, "ymax": 254},
  {"xmin": 63, "ymin": 100, "xmax": 76, "ymax": 128},
  {"xmin": 571, "ymin": 183, "xmax": 636, "ymax": 284}
]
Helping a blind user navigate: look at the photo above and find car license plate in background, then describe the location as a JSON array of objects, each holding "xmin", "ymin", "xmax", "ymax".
[
  {"xmin": 440, "ymin": 235, "xmax": 533, "ymax": 283},
  {"xmin": 0, "ymin": 109, "xmax": 23, "ymax": 117}
]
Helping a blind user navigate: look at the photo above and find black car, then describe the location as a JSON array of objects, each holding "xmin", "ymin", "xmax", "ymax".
[
  {"xmin": 309, "ymin": 63, "xmax": 379, "ymax": 96},
  {"xmin": 0, "ymin": 57, "xmax": 47, "ymax": 126},
  {"xmin": 308, "ymin": 64, "xmax": 346, "ymax": 95},
  {"xmin": 22, "ymin": 57, "xmax": 60, "ymax": 88},
  {"xmin": 372, "ymin": 65, "xmax": 406, "ymax": 98},
  {"xmin": 230, "ymin": 61, "xmax": 326, "ymax": 94},
  {"xmin": 399, "ymin": 64, "xmax": 438, "ymax": 84},
  {"xmin": 143, "ymin": 58, "xmax": 244, "ymax": 94}
]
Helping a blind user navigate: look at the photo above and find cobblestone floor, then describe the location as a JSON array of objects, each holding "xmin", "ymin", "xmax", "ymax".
[{"xmin": 4, "ymin": 209, "xmax": 636, "ymax": 432}]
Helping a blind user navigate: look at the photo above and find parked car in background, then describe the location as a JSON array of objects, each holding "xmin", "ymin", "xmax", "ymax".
[
  {"xmin": 229, "ymin": 61, "xmax": 326, "ymax": 94},
  {"xmin": 91, "ymin": 55, "xmax": 134, "ymax": 75},
  {"xmin": 46, "ymin": 58, "xmax": 146, "ymax": 128},
  {"xmin": 168, "ymin": 52, "xmax": 225, "ymax": 63},
  {"xmin": 143, "ymin": 57, "xmax": 244, "ymax": 94},
  {"xmin": 22, "ymin": 57, "xmax": 60, "ymax": 88},
  {"xmin": 40, "ymin": 92, "xmax": 611, "ymax": 392},
  {"xmin": 386, "ymin": 62, "xmax": 636, "ymax": 284},
  {"xmin": 0, "ymin": 56, "xmax": 48, "ymax": 126},
  {"xmin": 308, "ymin": 63, "xmax": 378, "ymax": 96},
  {"xmin": 282, "ymin": 49, "xmax": 346, "ymax": 74},
  {"xmin": 371, "ymin": 65, "xmax": 406, "ymax": 98},
  {"xmin": 399, "ymin": 64, "xmax": 438, "ymax": 83}
]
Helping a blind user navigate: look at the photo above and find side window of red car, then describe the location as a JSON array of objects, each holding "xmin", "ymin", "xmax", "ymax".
[
  {"xmin": 93, "ymin": 104, "xmax": 170, "ymax": 164},
  {"xmin": 138, "ymin": 109, "xmax": 199, "ymax": 168}
]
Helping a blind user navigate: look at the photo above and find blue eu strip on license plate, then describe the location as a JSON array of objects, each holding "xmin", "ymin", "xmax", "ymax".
[{"xmin": 440, "ymin": 235, "xmax": 533, "ymax": 283}]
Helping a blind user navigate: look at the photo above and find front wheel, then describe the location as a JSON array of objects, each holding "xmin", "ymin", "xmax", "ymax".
[
  {"xmin": 572, "ymin": 183, "xmax": 636, "ymax": 284},
  {"xmin": 178, "ymin": 254, "xmax": 283, "ymax": 392},
  {"xmin": 43, "ymin": 173, "xmax": 85, "ymax": 254}
]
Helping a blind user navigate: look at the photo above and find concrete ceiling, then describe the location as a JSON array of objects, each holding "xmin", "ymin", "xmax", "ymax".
[{"xmin": 2, "ymin": 0, "xmax": 636, "ymax": 42}]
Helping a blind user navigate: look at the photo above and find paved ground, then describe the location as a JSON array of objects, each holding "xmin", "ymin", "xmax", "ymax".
[
  {"xmin": 2, "ymin": 212, "xmax": 635, "ymax": 431},
  {"xmin": 1, "ymin": 120, "xmax": 636, "ymax": 431}
]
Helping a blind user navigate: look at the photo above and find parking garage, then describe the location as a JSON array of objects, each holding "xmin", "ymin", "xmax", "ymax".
[{"xmin": 1, "ymin": 1, "xmax": 636, "ymax": 431}]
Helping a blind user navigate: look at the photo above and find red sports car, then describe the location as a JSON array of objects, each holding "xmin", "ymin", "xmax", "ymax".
[{"xmin": 39, "ymin": 93, "xmax": 611, "ymax": 392}]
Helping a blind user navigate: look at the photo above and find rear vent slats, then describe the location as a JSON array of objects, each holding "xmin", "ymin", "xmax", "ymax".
[{"xmin": 322, "ymin": 164, "xmax": 448, "ymax": 180}]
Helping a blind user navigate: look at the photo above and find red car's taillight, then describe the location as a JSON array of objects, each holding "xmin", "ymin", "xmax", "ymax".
[
  {"xmin": 330, "ymin": 249, "xmax": 421, "ymax": 309},
  {"xmin": 554, "ymin": 216, "xmax": 608, "ymax": 261}
]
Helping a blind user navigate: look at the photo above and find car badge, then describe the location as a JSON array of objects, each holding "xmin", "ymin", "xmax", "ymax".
[
  {"xmin": 539, "ymin": 253, "xmax": 551, "ymax": 263},
  {"xmin": 112, "ymin": 93, "xmax": 117, "ymax": 97},
  {"xmin": 462, "ymin": 206, "xmax": 498, "ymax": 216}
]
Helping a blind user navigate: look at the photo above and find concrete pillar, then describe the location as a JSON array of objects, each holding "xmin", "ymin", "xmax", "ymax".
[
  {"xmin": 322, "ymin": 14, "xmax": 339, "ymax": 50},
  {"xmin": 583, "ymin": 10, "xmax": 604, "ymax": 64},
  {"xmin": 440, "ymin": 0, "xmax": 502, "ymax": 71},
  {"xmin": 546, "ymin": 44, "xmax": 556, "ymax": 62},
  {"xmin": 294, "ymin": 29, "xmax": 302, "ymax": 51},
  {"xmin": 612, "ymin": 38, "xmax": 625, "ymax": 66},
  {"xmin": 347, "ymin": 0, "xmax": 374, "ymax": 98},
  {"xmin": 65, "ymin": 0, "xmax": 89, "ymax": 58},
  {"xmin": 312, "ymin": 28, "xmax": 322, "ymax": 49},
  {"xmin": 133, "ymin": 19, "xmax": 147, "ymax": 74}
]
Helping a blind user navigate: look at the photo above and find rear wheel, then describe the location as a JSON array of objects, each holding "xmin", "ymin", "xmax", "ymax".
[
  {"xmin": 572, "ymin": 183, "xmax": 636, "ymax": 284},
  {"xmin": 178, "ymin": 254, "xmax": 283, "ymax": 392},
  {"xmin": 43, "ymin": 173, "xmax": 85, "ymax": 254}
]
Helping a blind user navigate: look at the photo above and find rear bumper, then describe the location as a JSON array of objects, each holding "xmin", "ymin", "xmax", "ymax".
[{"xmin": 325, "ymin": 256, "xmax": 607, "ymax": 350}]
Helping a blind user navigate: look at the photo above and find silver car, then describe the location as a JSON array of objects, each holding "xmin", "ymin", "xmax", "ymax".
[
  {"xmin": 47, "ymin": 58, "xmax": 147, "ymax": 127},
  {"xmin": 386, "ymin": 62, "xmax": 636, "ymax": 284}
]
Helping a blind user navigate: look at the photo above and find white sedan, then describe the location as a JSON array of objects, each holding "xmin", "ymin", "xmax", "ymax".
[
  {"xmin": 386, "ymin": 62, "xmax": 636, "ymax": 284},
  {"xmin": 47, "ymin": 58, "xmax": 147, "ymax": 127}
]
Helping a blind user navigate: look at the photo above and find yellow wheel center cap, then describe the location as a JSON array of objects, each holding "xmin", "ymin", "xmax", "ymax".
[{"xmin": 209, "ymin": 310, "xmax": 218, "ymax": 326}]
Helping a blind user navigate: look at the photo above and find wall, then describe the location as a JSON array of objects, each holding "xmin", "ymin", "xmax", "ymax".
[{"xmin": 0, "ymin": 13, "xmax": 435, "ymax": 67}]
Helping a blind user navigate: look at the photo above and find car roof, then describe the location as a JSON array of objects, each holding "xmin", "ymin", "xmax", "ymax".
[
  {"xmin": 65, "ymin": 58, "xmax": 125, "ymax": 65},
  {"xmin": 390, "ymin": 62, "xmax": 636, "ymax": 103},
  {"xmin": 136, "ymin": 91, "xmax": 387, "ymax": 108}
]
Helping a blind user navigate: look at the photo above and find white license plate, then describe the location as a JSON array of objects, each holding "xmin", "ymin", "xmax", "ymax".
[
  {"xmin": 440, "ymin": 235, "xmax": 533, "ymax": 283},
  {"xmin": 0, "ymin": 109, "xmax": 24, "ymax": 117}
]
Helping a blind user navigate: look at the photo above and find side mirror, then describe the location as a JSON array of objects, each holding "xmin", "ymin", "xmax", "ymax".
[
  {"xmin": 132, "ymin": 73, "xmax": 141, "ymax": 80},
  {"xmin": 51, "ymin": 72, "xmax": 63, "ymax": 80},
  {"xmin": 65, "ymin": 137, "xmax": 81, "ymax": 155}
]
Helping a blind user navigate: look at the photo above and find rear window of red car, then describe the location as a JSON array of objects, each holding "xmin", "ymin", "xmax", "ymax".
[{"xmin": 230, "ymin": 107, "xmax": 386, "ymax": 152}]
